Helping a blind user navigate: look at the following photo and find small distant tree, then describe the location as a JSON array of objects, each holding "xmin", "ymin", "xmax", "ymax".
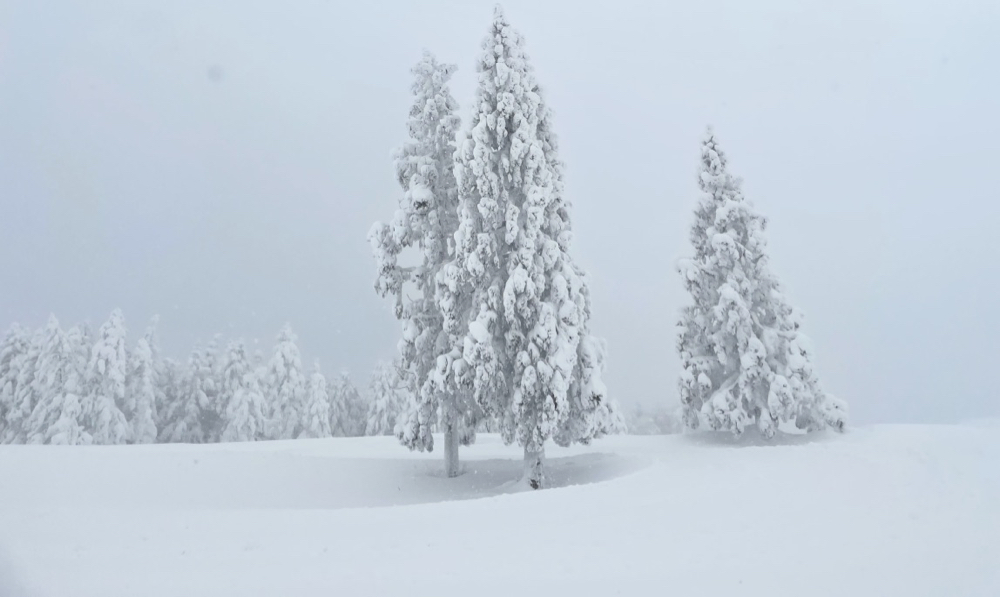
[
  {"xmin": 3, "ymin": 328, "xmax": 43, "ymax": 444},
  {"xmin": 265, "ymin": 325, "xmax": 306, "ymax": 440},
  {"xmin": 85, "ymin": 309, "xmax": 130, "ymax": 445},
  {"xmin": 0, "ymin": 324, "xmax": 30, "ymax": 442},
  {"xmin": 25, "ymin": 316, "xmax": 66, "ymax": 442},
  {"xmin": 159, "ymin": 344, "xmax": 216, "ymax": 443},
  {"xmin": 199, "ymin": 336, "xmax": 225, "ymax": 441},
  {"xmin": 48, "ymin": 325, "xmax": 92, "ymax": 445},
  {"xmin": 219, "ymin": 341, "xmax": 267, "ymax": 442},
  {"xmin": 142, "ymin": 317, "xmax": 170, "ymax": 433},
  {"xmin": 25, "ymin": 316, "xmax": 92, "ymax": 444},
  {"xmin": 365, "ymin": 361, "xmax": 406, "ymax": 436},
  {"xmin": 329, "ymin": 372, "xmax": 367, "ymax": 437},
  {"xmin": 127, "ymin": 338, "xmax": 158, "ymax": 444},
  {"xmin": 298, "ymin": 361, "xmax": 332, "ymax": 439},
  {"xmin": 624, "ymin": 403, "xmax": 683, "ymax": 436},
  {"xmin": 154, "ymin": 357, "xmax": 187, "ymax": 441},
  {"xmin": 677, "ymin": 129, "xmax": 847, "ymax": 437}
]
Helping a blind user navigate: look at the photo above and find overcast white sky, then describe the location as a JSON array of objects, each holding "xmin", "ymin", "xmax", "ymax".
[{"xmin": 1, "ymin": 0, "xmax": 997, "ymax": 424}]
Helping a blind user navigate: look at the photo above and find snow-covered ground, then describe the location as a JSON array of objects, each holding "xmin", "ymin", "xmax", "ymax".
[{"xmin": 1, "ymin": 423, "xmax": 998, "ymax": 597}]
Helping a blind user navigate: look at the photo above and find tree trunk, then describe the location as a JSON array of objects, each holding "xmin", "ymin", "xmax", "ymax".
[
  {"xmin": 444, "ymin": 420, "xmax": 460, "ymax": 478},
  {"xmin": 524, "ymin": 444, "xmax": 545, "ymax": 489}
]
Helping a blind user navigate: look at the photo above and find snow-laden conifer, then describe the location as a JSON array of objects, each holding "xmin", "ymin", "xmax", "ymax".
[
  {"xmin": 154, "ymin": 357, "xmax": 186, "ymax": 441},
  {"xmin": 299, "ymin": 361, "xmax": 332, "ymax": 439},
  {"xmin": 26, "ymin": 318, "xmax": 91, "ymax": 445},
  {"xmin": 265, "ymin": 325, "xmax": 306, "ymax": 440},
  {"xmin": 141, "ymin": 317, "xmax": 170, "ymax": 431},
  {"xmin": 219, "ymin": 341, "xmax": 267, "ymax": 442},
  {"xmin": 2, "ymin": 327, "xmax": 43, "ymax": 444},
  {"xmin": 86, "ymin": 309, "xmax": 130, "ymax": 444},
  {"xmin": 159, "ymin": 345, "xmax": 215, "ymax": 443},
  {"xmin": 127, "ymin": 338, "xmax": 158, "ymax": 444},
  {"xmin": 677, "ymin": 129, "xmax": 847, "ymax": 437},
  {"xmin": 370, "ymin": 50, "xmax": 478, "ymax": 476},
  {"xmin": 0, "ymin": 324, "xmax": 30, "ymax": 442},
  {"xmin": 329, "ymin": 372, "xmax": 366, "ymax": 437},
  {"xmin": 47, "ymin": 325, "xmax": 92, "ymax": 445},
  {"xmin": 446, "ymin": 6, "xmax": 621, "ymax": 488},
  {"xmin": 25, "ymin": 315, "xmax": 67, "ymax": 442},
  {"xmin": 365, "ymin": 361, "xmax": 406, "ymax": 436}
]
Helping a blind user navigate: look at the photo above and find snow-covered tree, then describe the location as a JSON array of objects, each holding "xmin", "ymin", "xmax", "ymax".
[
  {"xmin": 25, "ymin": 316, "xmax": 67, "ymax": 442},
  {"xmin": 219, "ymin": 340, "xmax": 267, "ymax": 442},
  {"xmin": 25, "ymin": 318, "xmax": 91, "ymax": 445},
  {"xmin": 48, "ymin": 325, "xmax": 92, "ymax": 445},
  {"xmin": 365, "ymin": 361, "xmax": 406, "ymax": 436},
  {"xmin": 370, "ymin": 50, "xmax": 477, "ymax": 476},
  {"xmin": 85, "ymin": 309, "xmax": 130, "ymax": 444},
  {"xmin": 299, "ymin": 361, "xmax": 332, "ymax": 439},
  {"xmin": 329, "ymin": 371, "xmax": 367, "ymax": 437},
  {"xmin": 126, "ymin": 338, "xmax": 158, "ymax": 444},
  {"xmin": 0, "ymin": 324, "xmax": 30, "ymax": 442},
  {"xmin": 677, "ymin": 129, "xmax": 847, "ymax": 438},
  {"xmin": 264, "ymin": 325, "xmax": 306, "ymax": 440},
  {"xmin": 2, "ymin": 327, "xmax": 43, "ymax": 444},
  {"xmin": 443, "ymin": 7, "xmax": 621, "ymax": 488},
  {"xmin": 624, "ymin": 403, "xmax": 683, "ymax": 436},
  {"xmin": 159, "ymin": 344, "xmax": 217, "ymax": 443},
  {"xmin": 141, "ymin": 316, "xmax": 170, "ymax": 432},
  {"xmin": 154, "ymin": 357, "xmax": 186, "ymax": 440}
]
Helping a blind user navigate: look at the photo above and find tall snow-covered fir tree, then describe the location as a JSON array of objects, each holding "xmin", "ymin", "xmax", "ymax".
[
  {"xmin": 369, "ymin": 50, "xmax": 478, "ymax": 476},
  {"xmin": 443, "ymin": 6, "xmax": 621, "ymax": 488},
  {"xmin": 365, "ymin": 361, "xmax": 406, "ymax": 436},
  {"xmin": 219, "ymin": 340, "xmax": 267, "ymax": 442},
  {"xmin": 126, "ymin": 337, "xmax": 159, "ymax": 444},
  {"xmin": 0, "ymin": 324, "xmax": 30, "ymax": 442},
  {"xmin": 25, "ymin": 318, "xmax": 92, "ymax": 445},
  {"xmin": 299, "ymin": 361, "xmax": 332, "ymax": 439},
  {"xmin": 677, "ymin": 129, "xmax": 847, "ymax": 438},
  {"xmin": 264, "ymin": 325, "xmax": 306, "ymax": 440},
  {"xmin": 86, "ymin": 309, "xmax": 130, "ymax": 444}
]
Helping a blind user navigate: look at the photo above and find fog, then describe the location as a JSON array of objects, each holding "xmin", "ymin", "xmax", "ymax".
[{"xmin": 1, "ymin": 0, "xmax": 997, "ymax": 424}]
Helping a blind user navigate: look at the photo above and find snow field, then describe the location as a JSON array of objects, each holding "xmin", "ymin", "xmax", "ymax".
[{"xmin": 1, "ymin": 423, "xmax": 998, "ymax": 596}]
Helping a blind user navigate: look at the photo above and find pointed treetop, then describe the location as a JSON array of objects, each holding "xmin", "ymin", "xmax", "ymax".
[
  {"xmin": 478, "ymin": 3, "xmax": 530, "ymax": 76},
  {"xmin": 700, "ymin": 126, "xmax": 727, "ymax": 175},
  {"xmin": 277, "ymin": 323, "xmax": 297, "ymax": 343},
  {"xmin": 145, "ymin": 315, "xmax": 160, "ymax": 336}
]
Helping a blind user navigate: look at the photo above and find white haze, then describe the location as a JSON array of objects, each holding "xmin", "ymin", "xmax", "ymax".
[{"xmin": 0, "ymin": 0, "xmax": 997, "ymax": 425}]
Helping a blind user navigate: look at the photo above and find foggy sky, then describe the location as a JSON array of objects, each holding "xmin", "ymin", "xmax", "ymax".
[{"xmin": 1, "ymin": 0, "xmax": 997, "ymax": 424}]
